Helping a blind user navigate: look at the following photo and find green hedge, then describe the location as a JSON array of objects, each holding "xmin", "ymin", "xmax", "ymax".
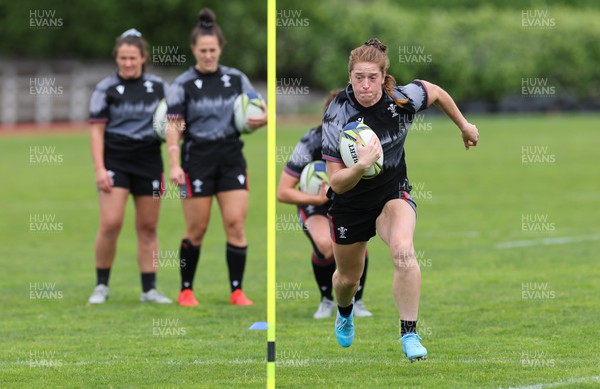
[
  {"xmin": 0, "ymin": 0, "xmax": 266, "ymax": 78},
  {"xmin": 277, "ymin": 2, "xmax": 600, "ymax": 104},
  {"xmin": 2, "ymin": 0, "xmax": 599, "ymax": 104}
]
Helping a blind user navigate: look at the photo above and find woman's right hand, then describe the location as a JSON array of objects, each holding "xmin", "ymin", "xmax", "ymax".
[
  {"xmin": 95, "ymin": 168, "xmax": 113, "ymax": 193},
  {"xmin": 170, "ymin": 165, "xmax": 186, "ymax": 186},
  {"xmin": 313, "ymin": 181, "xmax": 330, "ymax": 206},
  {"xmin": 356, "ymin": 133, "xmax": 382, "ymax": 170}
]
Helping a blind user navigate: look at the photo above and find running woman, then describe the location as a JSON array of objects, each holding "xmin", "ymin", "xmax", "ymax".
[
  {"xmin": 166, "ymin": 9, "xmax": 267, "ymax": 306},
  {"xmin": 277, "ymin": 92, "xmax": 372, "ymax": 319},
  {"xmin": 88, "ymin": 29, "xmax": 172, "ymax": 304},
  {"xmin": 322, "ymin": 39, "xmax": 479, "ymax": 360}
]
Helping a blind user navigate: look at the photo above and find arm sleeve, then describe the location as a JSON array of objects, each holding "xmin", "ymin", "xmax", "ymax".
[
  {"xmin": 284, "ymin": 140, "xmax": 311, "ymax": 178},
  {"xmin": 166, "ymin": 80, "xmax": 185, "ymax": 120},
  {"xmin": 395, "ymin": 81, "xmax": 429, "ymax": 113},
  {"xmin": 88, "ymin": 83, "xmax": 109, "ymax": 123},
  {"xmin": 321, "ymin": 99, "xmax": 345, "ymax": 163},
  {"xmin": 240, "ymin": 72, "xmax": 256, "ymax": 95}
]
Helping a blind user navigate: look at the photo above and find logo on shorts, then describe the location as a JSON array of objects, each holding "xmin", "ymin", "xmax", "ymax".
[
  {"xmin": 107, "ymin": 170, "xmax": 115, "ymax": 186},
  {"xmin": 337, "ymin": 226, "xmax": 348, "ymax": 239},
  {"xmin": 237, "ymin": 174, "xmax": 245, "ymax": 185},
  {"xmin": 192, "ymin": 179, "xmax": 203, "ymax": 193},
  {"xmin": 221, "ymin": 74, "xmax": 231, "ymax": 87},
  {"xmin": 152, "ymin": 180, "xmax": 160, "ymax": 190},
  {"xmin": 306, "ymin": 205, "xmax": 315, "ymax": 214}
]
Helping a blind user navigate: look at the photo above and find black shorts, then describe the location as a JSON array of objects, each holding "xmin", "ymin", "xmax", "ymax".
[
  {"xmin": 103, "ymin": 168, "xmax": 165, "ymax": 197},
  {"xmin": 103, "ymin": 137, "xmax": 164, "ymax": 196},
  {"xmin": 328, "ymin": 190, "xmax": 416, "ymax": 245},
  {"xmin": 297, "ymin": 203, "xmax": 330, "ymax": 225},
  {"xmin": 180, "ymin": 163, "xmax": 248, "ymax": 198}
]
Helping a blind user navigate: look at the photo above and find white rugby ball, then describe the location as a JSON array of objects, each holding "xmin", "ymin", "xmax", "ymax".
[
  {"xmin": 299, "ymin": 160, "xmax": 329, "ymax": 195},
  {"xmin": 152, "ymin": 98, "xmax": 168, "ymax": 142},
  {"xmin": 339, "ymin": 121, "xmax": 383, "ymax": 179},
  {"xmin": 233, "ymin": 92, "xmax": 265, "ymax": 134}
]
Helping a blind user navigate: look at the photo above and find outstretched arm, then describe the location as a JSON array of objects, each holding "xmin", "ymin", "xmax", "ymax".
[{"xmin": 420, "ymin": 80, "xmax": 479, "ymax": 150}]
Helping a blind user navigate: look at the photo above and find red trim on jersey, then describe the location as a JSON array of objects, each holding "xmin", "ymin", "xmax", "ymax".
[
  {"xmin": 323, "ymin": 155, "xmax": 344, "ymax": 163},
  {"xmin": 328, "ymin": 215, "xmax": 337, "ymax": 243},
  {"xmin": 402, "ymin": 191, "xmax": 410, "ymax": 202},
  {"xmin": 283, "ymin": 166, "xmax": 301, "ymax": 179}
]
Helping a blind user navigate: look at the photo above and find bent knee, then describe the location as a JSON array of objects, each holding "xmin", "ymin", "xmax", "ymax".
[
  {"xmin": 390, "ymin": 241, "xmax": 417, "ymax": 270},
  {"xmin": 335, "ymin": 270, "xmax": 361, "ymax": 287},
  {"xmin": 313, "ymin": 237, "xmax": 333, "ymax": 259}
]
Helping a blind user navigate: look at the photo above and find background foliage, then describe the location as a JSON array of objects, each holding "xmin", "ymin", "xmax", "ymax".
[{"xmin": 1, "ymin": 0, "xmax": 599, "ymax": 105}]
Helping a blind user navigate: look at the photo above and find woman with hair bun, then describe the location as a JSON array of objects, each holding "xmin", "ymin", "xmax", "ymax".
[
  {"xmin": 88, "ymin": 29, "xmax": 172, "ymax": 304},
  {"xmin": 166, "ymin": 8, "xmax": 267, "ymax": 307},
  {"xmin": 322, "ymin": 38, "xmax": 479, "ymax": 361}
]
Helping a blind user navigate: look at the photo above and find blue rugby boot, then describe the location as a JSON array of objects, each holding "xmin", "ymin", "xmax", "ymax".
[
  {"xmin": 400, "ymin": 333, "xmax": 427, "ymax": 362},
  {"xmin": 334, "ymin": 308, "xmax": 355, "ymax": 347}
]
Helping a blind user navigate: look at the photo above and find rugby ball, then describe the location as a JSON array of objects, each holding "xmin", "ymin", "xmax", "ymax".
[
  {"xmin": 233, "ymin": 92, "xmax": 265, "ymax": 134},
  {"xmin": 152, "ymin": 98, "xmax": 168, "ymax": 142},
  {"xmin": 299, "ymin": 160, "xmax": 329, "ymax": 195},
  {"xmin": 339, "ymin": 121, "xmax": 383, "ymax": 179}
]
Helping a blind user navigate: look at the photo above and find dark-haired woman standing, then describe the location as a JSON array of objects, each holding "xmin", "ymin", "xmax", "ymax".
[
  {"xmin": 166, "ymin": 9, "xmax": 267, "ymax": 306},
  {"xmin": 322, "ymin": 38, "xmax": 479, "ymax": 360},
  {"xmin": 88, "ymin": 29, "xmax": 171, "ymax": 304}
]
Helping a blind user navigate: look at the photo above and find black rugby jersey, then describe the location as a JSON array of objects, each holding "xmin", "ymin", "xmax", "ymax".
[
  {"xmin": 284, "ymin": 125, "xmax": 324, "ymax": 178},
  {"xmin": 89, "ymin": 72, "xmax": 167, "ymax": 150},
  {"xmin": 322, "ymin": 82, "xmax": 428, "ymax": 210},
  {"xmin": 166, "ymin": 65, "xmax": 257, "ymax": 143}
]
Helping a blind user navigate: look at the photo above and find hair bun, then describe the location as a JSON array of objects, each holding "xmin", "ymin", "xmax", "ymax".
[
  {"xmin": 198, "ymin": 8, "xmax": 216, "ymax": 29},
  {"xmin": 365, "ymin": 38, "xmax": 387, "ymax": 53}
]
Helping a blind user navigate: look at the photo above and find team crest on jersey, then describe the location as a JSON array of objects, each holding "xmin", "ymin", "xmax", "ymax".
[
  {"xmin": 194, "ymin": 79, "xmax": 203, "ymax": 90},
  {"xmin": 143, "ymin": 81, "xmax": 154, "ymax": 93},
  {"xmin": 116, "ymin": 85, "xmax": 125, "ymax": 95},
  {"xmin": 221, "ymin": 74, "xmax": 231, "ymax": 87},
  {"xmin": 387, "ymin": 103, "xmax": 399, "ymax": 118},
  {"xmin": 337, "ymin": 226, "xmax": 348, "ymax": 239}
]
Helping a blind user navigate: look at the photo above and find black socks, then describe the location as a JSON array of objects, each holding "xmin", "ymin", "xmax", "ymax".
[
  {"xmin": 96, "ymin": 267, "xmax": 111, "ymax": 286},
  {"xmin": 400, "ymin": 320, "xmax": 417, "ymax": 336},
  {"xmin": 226, "ymin": 243, "xmax": 247, "ymax": 292},
  {"xmin": 141, "ymin": 273, "xmax": 156, "ymax": 293},
  {"xmin": 311, "ymin": 253, "xmax": 335, "ymax": 300},
  {"xmin": 180, "ymin": 239, "xmax": 200, "ymax": 291}
]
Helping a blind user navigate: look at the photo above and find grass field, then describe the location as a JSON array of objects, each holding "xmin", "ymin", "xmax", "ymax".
[
  {"xmin": 0, "ymin": 129, "xmax": 268, "ymax": 387},
  {"xmin": 1, "ymin": 113, "xmax": 599, "ymax": 388},
  {"xmin": 275, "ymin": 114, "xmax": 600, "ymax": 388}
]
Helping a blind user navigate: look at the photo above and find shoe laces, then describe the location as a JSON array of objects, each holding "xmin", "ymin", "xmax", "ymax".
[{"xmin": 402, "ymin": 333, "xmax": 423, "ymax": 347}]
